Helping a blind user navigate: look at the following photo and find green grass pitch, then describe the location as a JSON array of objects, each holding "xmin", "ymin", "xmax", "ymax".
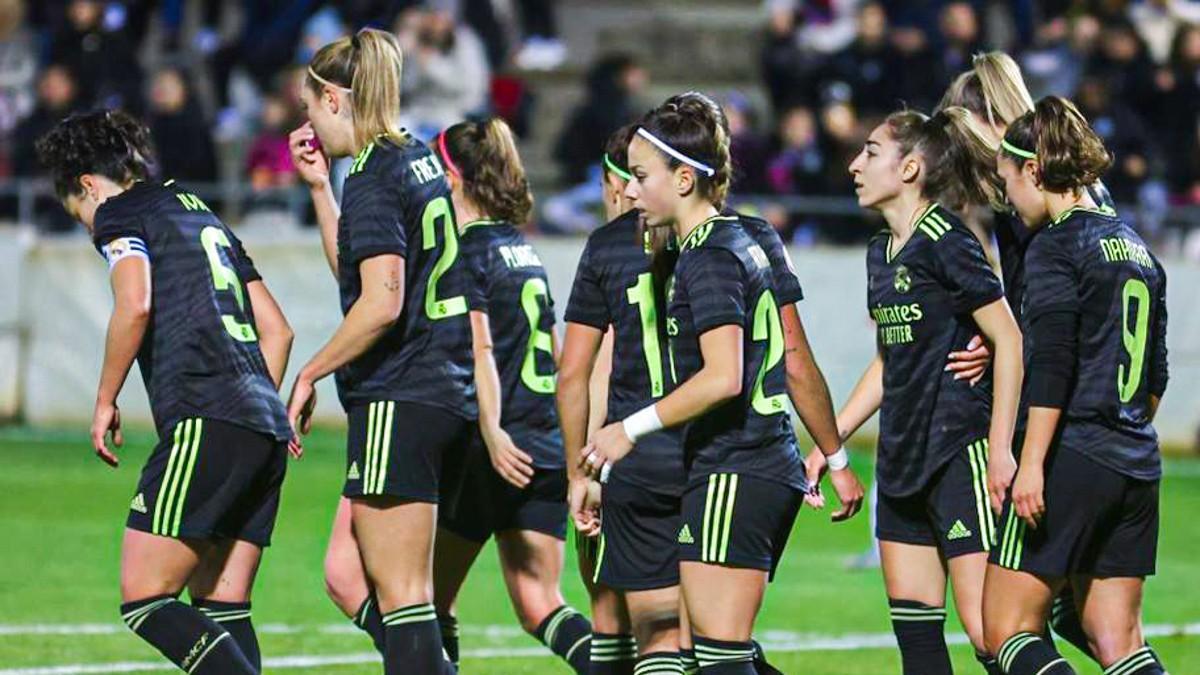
[{"xmin": 0, "ymin": 426, "xmax": 1196, "ymax": 673}]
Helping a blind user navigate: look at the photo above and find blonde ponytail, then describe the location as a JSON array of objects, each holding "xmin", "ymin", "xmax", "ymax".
[{"xmin": 307, "ymin": 28, "xmax": 406, "ymax": 151}]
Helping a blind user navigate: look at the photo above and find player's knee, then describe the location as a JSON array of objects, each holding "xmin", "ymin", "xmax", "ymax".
[
  {"xmin": 1091, "ymin": 628, "xmax": 1142, "ymax": 667},
  {"xmin": 513, "ymin": 589, "xmax": 564, "ymax": 635},
  {"xmin": 983, "ymin": 622, "xmax": 1015, "ymax": 657},
  {"xmin": 323, "ymin": 557, "xmax": 365, "ymax": 614},
  {"xmin": 958, "ymin": 614, "xmax": 987, "ymax": 654}
]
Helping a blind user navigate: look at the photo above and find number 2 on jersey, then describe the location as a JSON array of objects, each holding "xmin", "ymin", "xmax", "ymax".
[
  {"xmin": 421, "ymin": 196, "xmax": 467, "ymax": 320},
  {"xmin": 1117, "ymin": 278, "xmax": 1150, "ymax": 402},
  {"xmin": 626, "ymin": 273, "xmax": 664, "ymax": 397},
  {"xmin": 520, "ymin": 278, "xmax": 556, "ymax": 394},
  {"xmin": 200, "ymin": 226, "xmax": 257, "ymax": 343},
  {"xmin": 751, "ymin": 290, "xmax": 787, "ymax": 415}
]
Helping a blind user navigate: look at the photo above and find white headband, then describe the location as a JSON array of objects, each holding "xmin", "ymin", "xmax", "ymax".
[
  {"xmin": 636, "ymin": 127, "xmax": 715, "ymax": 177},
  {"xmin": 308, "ymin": 67, "xmax": 352, "ymax": 93}
]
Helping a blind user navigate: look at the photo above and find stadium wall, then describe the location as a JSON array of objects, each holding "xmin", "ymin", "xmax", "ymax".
[{"xmin": 7, "ymin": 229, "xmax": 1200, "ymax": 447}]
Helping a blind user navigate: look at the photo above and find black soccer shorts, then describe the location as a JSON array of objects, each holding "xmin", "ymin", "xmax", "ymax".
[
  {"xmin": 593, "ymin": 477, "xmax": 682, "ymax": 591},
  {"xmin": 126, "ymin": 417, "xmax": 287, "ymax": 546},
  {"xmin": 343, "ymin": 401, "xmax": 473, "ymax": 503},
  {"xmin": 677, "ymin": 472, "xmax": 802, "ymax": 577}
]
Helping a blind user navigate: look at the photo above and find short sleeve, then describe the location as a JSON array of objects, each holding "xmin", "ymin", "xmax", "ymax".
[
  {"xmin": 1148, "ymin": 264, "xmax": 1169, "ymax": 397},
  {"xmin": 757, "ymin": 224, "xmax": 804, "ymax": 305},
  {"xmin": 93, "ymin": 201, "xmax": 149, "ymax": 268},
  {"xmin": 682, "ymin": 248, "xmax": 747, "ymax": 334},
  {"xmin": 931, "ymin": 230, "xmax": 1005, "ymax": 315},
  {"xmin": 1023, "ymin": 230, "xmax": 1081, "ymax": 320},
  {"xmin": 460, "ymin": 233, "xmax": 490, "ymax": 313},
  {"xmin": 227, "ymin": 229, "xmax": 262, "ymax": 284},
  {"xmin": 564, "ymin": 237, "xmax": 610, "ymax": 329},
  {"xmin": 341, "ymin": 172, "xmax": 406, "ymax": 264}
]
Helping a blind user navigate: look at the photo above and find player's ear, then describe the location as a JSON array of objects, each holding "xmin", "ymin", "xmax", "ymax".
[
  {"xmin": 77, "ymin": 173, "xmax": 97, "ymax": 201},
  {"xmin": 674, "ymin": 164, "xmax": 696, "ymax": 198},
  {"xmin": 1024, "ymin": 159, "xmax": 1042, "ymax": 190},
  {"xmin": 900, "ymin": 154, "xmax": 921, "ymax": 185}
]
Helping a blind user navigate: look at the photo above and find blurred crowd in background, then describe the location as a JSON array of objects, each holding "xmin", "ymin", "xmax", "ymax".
[{"xmin": 0, "ymin": 0, "xmax": 1197, "ymax": 250}]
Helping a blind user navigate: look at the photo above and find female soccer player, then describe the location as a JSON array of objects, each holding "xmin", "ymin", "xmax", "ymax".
[
  {"xmin": 37, "ymin": 110, "xmax": 295, "ymax": 674},
  {"xmin": 583, "ymin": 92, "xmax": 827, "ymax": 675},
  {"xmin": 286, "ymin": 28, "xmax": 472, "ymax": 674},
  {"xmin": 837, "ymin": 107, "xmax": 1024, "ymax": 674},
  {"xmin": 984, "ymin": 97, "xmax": 1169, "ymax": 675},
  {"xmin": 430, "ymin": 117, "xmax": 592, "ymax": 673}
]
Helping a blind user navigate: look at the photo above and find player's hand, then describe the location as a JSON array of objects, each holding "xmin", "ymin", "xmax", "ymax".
[
  {"xmin": 803, "ymin": 448, "xmax": 828, "ymax": 509},
  {"xmin": 286, "ymin": 376, "xmax": 317, "ymax": 458},
  {"xmin": 946, "ymin": 335, "xmax": 991, "ymax": 386},
  {"xmin": 828, "ymin": 465, "xmax": 865, "ymax": 522},
  {"xmin": 289, "ymin": 122, "xmax": 330, "ymax": 190},
  {"xmin": 579, "ymin": 422, "xmax": 634, "ymax": 479},
  {"xmin": 1011, "ymin": 463, "xmax": 1045, "ymax": 529},
  {"xmin": 90, "ymin": 401, "xmax": 122, "ymax": 468},
  {"xmin": 483, "ymin": 427, "xmax": 534, "ymax": 488},
  {"xmin": 987, "ymin": 447, "xmax": 1017, "ymax": 516},
  {"xmin": 569, "ymin": 477, "xmax": 602, "ymax": 537}
]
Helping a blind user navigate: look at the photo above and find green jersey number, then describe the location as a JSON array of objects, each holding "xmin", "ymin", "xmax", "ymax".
[
  {"xmin": 421, "ymin": 196, "xmax": 467, "ymax": 320},
  {"xmin": 520, "ymin": 278, "xmax": 557, "ymax": 394},
  {"xmin": 626, "ymin": 273, "xmax": 665, "ymax": 397},
  {"xmin": 1117, "ymin": 278, "xmax": 1151, "ymax": 403},
  {"xmin": 750, "ymin": 290, "xmax": 787, "ymax": 415},
  {"xmin": 200, "ymin": 226, "xmax": 257, "ymax": 343}
]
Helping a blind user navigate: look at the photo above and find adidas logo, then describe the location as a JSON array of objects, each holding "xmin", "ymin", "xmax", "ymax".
[
  {"xmin": 347, "ymin": 461, "xmax": 360, "ymax": 480},
  {"xmin": 947, "ymin": 519, "xmax": 973, "ymax": 541},
  {"xmin": 130, "ymin": 493, "xmax": 148, "ymax": 514},
  {"xmin": 678, "ymin": 524, "xmax": 695, "ymax": 545}
]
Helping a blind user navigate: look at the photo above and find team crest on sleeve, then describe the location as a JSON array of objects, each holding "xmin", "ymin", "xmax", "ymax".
[
  {"xmin": 102, "ymin": 237, "xmax": 149, "ymax": 268},
  {"xmin": 893, "ymin": 265, "xmax": 912, "ymax": 293}
]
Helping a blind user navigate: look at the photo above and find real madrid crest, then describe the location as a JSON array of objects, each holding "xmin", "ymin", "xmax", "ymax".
[{"xmin": 894, "ymin": 265, "xmax": 912, "ymax": 293}]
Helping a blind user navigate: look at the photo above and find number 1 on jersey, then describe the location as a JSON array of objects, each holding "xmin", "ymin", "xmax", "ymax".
[
  {"xmin": 1117, "ymin": 278, "xmax": 1150, "ymax": 402},
  {"xmin": 626, "ymin": 273, "xmax": 664, "ymax": 397}
]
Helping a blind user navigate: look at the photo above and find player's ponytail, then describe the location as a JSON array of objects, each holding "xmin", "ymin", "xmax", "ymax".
[
  {"xmin": 886, "ymin": 107, "xmax": 1002, "ymax": 211},
  {"xmin": 1002, "ymin": 96, "xmax": 1111, "ymax": 193},
  {"xmin": 637, "ymin": 91, "xmax": 732, "ymax": 209},
  {"xmin": 308, "ymin": 28, "xmax": 406, "ymax": 150},
  {"xmin": 440, "ymin": 117, "xmax": 534, "ymax": 225},
  {"xmin": 35, "ymin": 109, "xmax": 156, "ymax": 199},
  {"xmin": 939, "ymin": 51, "xmax": 1034, "ymax": 131}
]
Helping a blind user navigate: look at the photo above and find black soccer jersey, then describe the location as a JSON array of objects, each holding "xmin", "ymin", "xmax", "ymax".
[
  {"xmin": 565, "ymin": 210, "xmax": 684, "ymax": 492},
  {"xmin": 867, "ymin": 204, "xmax": 1005, "ymax": 497},
  {"xmin": 460, "ymin": 220, "xmax": 562, "ymax": 468},
  {"xmin": 92, "ymin": 180, "xmax": 291, "ymax": 441},
  {"xmin": 667, "ymin": 214, "xmax": 805, "ymax": 491},
  {"xmin": 996, "ymin": 182, "xmax": 1115, "ymax": 321},
  {"xmin": 335, "ymin": 136, "xmax": 476, "ymax": 419},
  {"xmin": 737, "ymin": 214, "xmax": 805, "ymax": 307},
  {"xmin": 1022, "ymin": 206, "xmax": 1166, "ymax": 480}
]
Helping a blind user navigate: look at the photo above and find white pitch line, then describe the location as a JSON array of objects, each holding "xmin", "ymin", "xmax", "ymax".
[{"xmin": 1, "ymin": 623, "xmax": 1198, "ymax": 674}]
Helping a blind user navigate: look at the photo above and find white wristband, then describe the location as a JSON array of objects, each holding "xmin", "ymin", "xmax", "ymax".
[
  {"xmin": 825, "ymin": 446, "xmax": 850, "ymax": 471},
  {"xmin": 622, "ymin": 404, "xmax": 663, "ymax": 443}
]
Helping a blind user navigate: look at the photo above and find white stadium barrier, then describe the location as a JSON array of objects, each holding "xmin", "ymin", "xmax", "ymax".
[{"xmin": 4, "ymin": 228, "xmax": 1198, "ymax": 447}]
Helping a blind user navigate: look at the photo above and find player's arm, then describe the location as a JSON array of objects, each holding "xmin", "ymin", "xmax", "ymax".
[
  {"xmin": 783, "ymin": 303, "xmax": 865, "ymax": 520},
  {"xmin": 583, "ymin": 324, "xmax": 742, "ymax": 472},
  {"xmin": 93, "ymin": 255, "xmax": 152, "ymax": 467},
  {"xmin": 835, "ymin": 351, "xmax": 883, "ymax": 442},
  {"xmin": 970, "ymin": 298, "xmax": 1023, "ymax": 515},
  {"xmin": 288, "ymin": 122, "xmax": 340, "ymax": 277},
  {"xmin": 1147, "ymin": 267, "xmax": 1169, "ymax": 421},
  {"xmin": 587, "ymin": 328, "xmax": 615, "ymax": 439},
  {"xmin": 471, "ymin": 310, "xmax": 533, "ymax": 488},
  {"xmin": 556, "ymin": 321, "xmax": 605, "ymax": 534},
  {"xmin": 287, "ymin": 255, "xmax": 403, "ymax": 433},
  {"xmin": 247, "ymin": 280, "xmax": 294, "ymax": 389}
]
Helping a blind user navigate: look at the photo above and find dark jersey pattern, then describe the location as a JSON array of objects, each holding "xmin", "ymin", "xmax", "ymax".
[
  {"xmin": 995, "ymin": 182, "xmax": 1114, "ymax": 321},
  {"xmin": 92, "ymin": 180, "xmax": 291, "ymax": 441},
  {"xmin": 867, "ymin": 204, "xmax": 1005, "ymax": 497},
  {"xmin": 1022, "ymin": 206, "xmax": 1167, "ymax": 480},
  {"xmin": 737, "ymin": 214, "xmax": 805, "ymax": 306},
  {"xmin": 335, "ymin": 136, "xmax": 476, "ymax": 419},
  {"xmin": 668, "ymin": 215, "xmax": 805, "ymax": 491},
  {"xmin": 460, "ymin": 220, "xmax": 562, "ymax": 468},
  {"xmin": 565, "ymin": 210, "xmax": 684, "ymax": 492}
]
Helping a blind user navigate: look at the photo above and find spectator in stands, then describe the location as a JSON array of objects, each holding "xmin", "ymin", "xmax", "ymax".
[
  {"xmin": 0, "ymin": 0, "xmax": 35, "ymax": 157},
  {"xmin": 553, "ymin": 52, "xmax": 646, "ymax": 186},
  {"xmin": 724, "ymin": 91, "xmax": 771, "ymax": 195},
  {"xmin": 887, "ymin": 17, "xmax": 941, "ymax": 111},
  {"xmin": 246, "ymin": 93, "xmax": 299, "ymax": 194},
  {"xmin": 1157, "ymin": 23, "xmax": 1200, "ymax": 202},
  {"xmin": 825, "ymin": 1, "xmax": 900, "ymax": 119},
  {"xmin": 1020, "ymin": 12, "xmax": 1101, "ymax": 98},
  {"xmin": 12, "ymin": 64, "xmax": 79, "ymax": 177},
  {"xmin": 513, "ymin": 0, "xmax": 567, "ymax": 70},
  {"xmin": 762, "ymin": 0, "xmax": 862, "ymax": 111},
  {"xmin": 767, "ymin": 104, "xmax": 828, "ymax": 196},
  {"xmin": 1129, "ymin": 0, "xmax": 1200, "ymax": 64},
  {"xmin": 936, "ymin": 2, "xmax": 981, "ymax": 85},
  {"xmin": 1074, "ymin": 74, "xmax": 1157, "ymax": 205},
  {"xmin": 1086, "ymin": 20, "xmax": 1158, "ymax": 119},
  {"xmin": 395, "ymin": 7, "xmax": 489, "ymax": 140},
  {"xmin": 147, "ymin": 67, "xmax": 217, "ymax": 184},
  {"xmin": 48, "ymin": 0, "xmax": 142, "ymax": 113}
]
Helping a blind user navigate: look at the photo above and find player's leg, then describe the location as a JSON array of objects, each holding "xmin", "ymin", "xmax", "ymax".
[
  {"xmin": 578, "ymin": 528, "xmax": 636, "ymax": 675},
  {"xmin": 982, "ymin": 565, "xmax": 1070, "ymax": 675},
  {"xmin": 322, "ymin": 496, "xmax": 386, "ymax": 653},
  {"xmin": 120, "ymin": 530, "xmax": 256, "ymax": 674},
  {"xmin": 189, "ymin": 539, "xmax": 265, "ymax": 669},
  {"xmin": 432, "ymin": 527, "xmax": 486, "ymax": 666},
  {"xmin": 680, "ymin": 562, "xmax": 765, "ymax": 675},
  {"xmin": 497, "ymin": 528, "xmax": 593, "ymax": 673},
  {"xmin": 625, "ymin": 587, "xmax": 682, "ymax": 675}
]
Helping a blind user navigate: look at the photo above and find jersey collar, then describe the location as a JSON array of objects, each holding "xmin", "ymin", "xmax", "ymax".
[
  {"xmin": 1050, "ymin": 203, "xmax": 1117, "ymax": 227},
  {"xmin": 680, "ymin": 214, "xmax": 737, "ymax": 250}
]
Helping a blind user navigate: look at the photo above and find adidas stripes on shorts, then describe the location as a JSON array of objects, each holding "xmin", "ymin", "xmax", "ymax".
[
  {"xmin": 876, "ymin": 438, "xmax": 997, "ymax": 559},
  {"xmin": 343, "ymin": 401, "xmax": 473, "ymax": 503},
  {"xmin": 126, "ymin": 417, "xmax": 287, "ymax": 546},
  {"xmin": 677, "ymin": 472, "xmax": 801, "ymax": 577}
]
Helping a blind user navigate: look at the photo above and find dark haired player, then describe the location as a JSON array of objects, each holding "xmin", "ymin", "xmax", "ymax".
[{"xmin": 36, "ymin": 110, "xmax": 295, "ymax": 674}]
